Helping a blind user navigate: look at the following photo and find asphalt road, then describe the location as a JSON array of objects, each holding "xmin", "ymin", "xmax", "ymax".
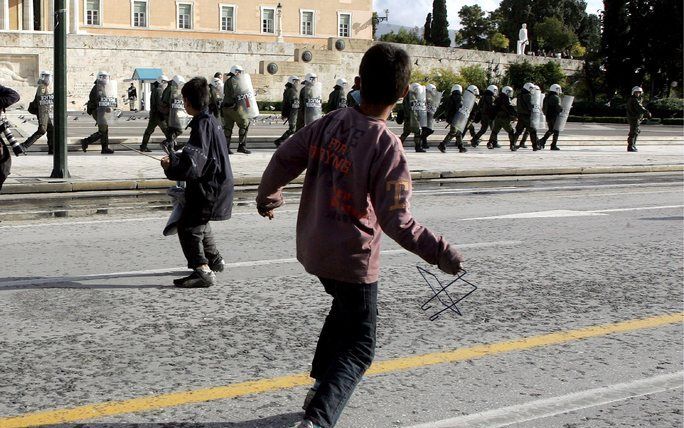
[{"xmin": 0, "ymin": 173, "xmax": 682, "ymax": 427}]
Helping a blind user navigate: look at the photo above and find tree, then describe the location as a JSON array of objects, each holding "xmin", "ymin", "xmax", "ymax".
[
  {"xmin": 431, "ymin": 0, "xmax": 451, "ymax": 47},
  {"xmin": 489, "ymin": 32, "xmax": 510, "ymax": 52},
  {"xmin": 534, "ymin": 17, "xmax": 578, "ymax": 52},
  {"xmin": 455, "ymin": 5, "xmax": 494, "ymax": 50},
  {"xmin": 379, "ymin": 28, "xmax": 425, "ymax": 45},
  {"xmin": 459, "ymin": 65, "xmax": 489, "ymax": 91},
  {"xmin": 371, "ymin": 12, "xmax": 378, "ymax": 40},
  {"xmin": 424, "ymin": 13, "xmax": 433, "ymax": 45},
  {"xmin": 601, "ymin": 0, "xmax": 635, "ymax": 96},
  {"xmin": 504, "ymin": 60, "xmax": 565, "ymax": 90}
]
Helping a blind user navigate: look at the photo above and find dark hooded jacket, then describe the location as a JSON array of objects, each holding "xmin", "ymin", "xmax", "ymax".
[
  {"xmin": 542, "ymin": 92, "xmax": 562, "ymax": 123},
  {"xmin": 164, "ymin": 109, "xmax": 234, "ymax": 225},
  {"xmin": 494, "ymin": 93, "xmax": 517, "ymax": 121},
  {"xmin": 478, "ymin": 90, "xmax": 497, "ymax": 121},
  {"xmin": 325, "ymin": 85, "xmax": 347, "ymax": 113},
  {"xmin": 516, "ymin": 88, "xmax": 533, "ymax": 123},
  {"xmin": 442, "ymin": 91, "xmax": 463, "ymax": 124}
]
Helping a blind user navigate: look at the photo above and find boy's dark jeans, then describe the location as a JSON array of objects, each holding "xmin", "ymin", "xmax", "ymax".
[
  {"xmin": 177, "ymin": 221, "xmax": 220, "ymax": 269},
  {"xmin": 306, "ymin": 278, "xmax": 378, "ymax": 427}
]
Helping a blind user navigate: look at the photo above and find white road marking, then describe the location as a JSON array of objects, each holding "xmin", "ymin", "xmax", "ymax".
[
  {"xmin": 0, "ymin": 241, "xmax": 520, "ymax": 288},
  {"xmin": 552, "ymin": 190, "xmax": 683, "ymax": 198},
  {"xmin": 412, "ymin": 182, "xmax": 682, "ymax": 197},
  {"xmin": 406, "ymin": 371, "xmax": 684, "ymax": 428},
  {"xmin": 462, "ymin": 205, "xmax": 684, "ymax": 221}
]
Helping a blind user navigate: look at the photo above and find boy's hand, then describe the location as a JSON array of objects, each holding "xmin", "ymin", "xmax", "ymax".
[
  {"xmin": 161, "ymin": 155, "xmax": 170, "ymax": 170},
  {"xmin": 257, "ymin": 204, "xmax": 275, "ymax": 220},
  {"xmin": 438, "ymin": 245, "xmax": 464, "ymax": 275}
]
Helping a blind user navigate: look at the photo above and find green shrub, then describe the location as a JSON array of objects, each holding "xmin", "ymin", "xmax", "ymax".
[
  {"xmin": 662, "ymin": 118, "xmax": 684, "ymax": 126},
  {"xmin": 504, "ymin": 60, "xmax": 566, "ymax": 91},
  {"xmin": 647, "ymin": 98, "xmax": 684, "ymax": 119}
]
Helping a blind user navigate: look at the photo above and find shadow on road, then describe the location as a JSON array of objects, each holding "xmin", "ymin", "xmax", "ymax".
[{"xmin": 47, "ymin": 411, "xmax": 304, "ymax": 427}]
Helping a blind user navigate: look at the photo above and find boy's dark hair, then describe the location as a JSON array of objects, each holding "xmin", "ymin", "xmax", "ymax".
[
  {"xmin": 214, "ymin": 72, "xmax": 222, "ymax": 78},
  {"xmin": 359, "ymin": 43, "xmax": 411, "ymax": 105},
  {"xmin": 181, "ymin": 77, "xmax": 210, "ymax": 111}
]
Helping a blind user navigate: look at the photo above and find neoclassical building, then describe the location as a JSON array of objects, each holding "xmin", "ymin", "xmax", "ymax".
[{"xmin": 0, "ymin": 0, "xmax": 373, "ymax": 42}]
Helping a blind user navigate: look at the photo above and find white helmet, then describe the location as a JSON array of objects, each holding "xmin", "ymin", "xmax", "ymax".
[
  {"xmin": 410, "ymin": 82, "xmax": 423, "ymax": 93},
  {"xmin": 467, "ymin": 85, "xmax": 480, "ymax": 96},
  {"xmin": 486, "ymin": 85, "xmax": 498, "ymax": 95},
  {"xmin": 336, "ymin": 78, "xmax": 348, "ymax": 88},
  {"xmin": 631, "ymin": 86, "xmax": 643, "ymax": 95},
  {"xmin": 501, "ymin": 86, "xmax": 514, "ymax": 97},
  {"xmin": 287, "ymin": 76, "xmax": 300, "ymax": 86},
  {"xmin": 172, "ymin": 75, "xmax": 186, "ymax": 86},
  {"xmin": 230, "ymin": 65, "xmax": 244, "ymax": 75},
  {"xmin": 40, "ymin": 70, "xmax": 52, "ymax": 85},
  {"xmin": 426, "ymin": 83, "xmax": 437, "ymax": 93},
  {"xmin": 549, "ymin": 84, "xmax": 562, "ymax": 94},
  {"xmin": 451, "ymin": 84, "xmax": 463, "ymax": 94},
  {"xmin": 157, "ymin": 74, "xmax": 170, "ymax": 84},
  {"xmin": 211, "ymin": 77, "xmax": 222, "ymax": 87},
  {"xmin": 523, "ymin": 82, "xmax": 535, "ymax": 92},
  {"xmin": 96, "ymin": 71, "xmax": 110, "ymax": 83},
  {"xmin": 305, "ymin": 73, "xmax": 318, "ymax": 83}
]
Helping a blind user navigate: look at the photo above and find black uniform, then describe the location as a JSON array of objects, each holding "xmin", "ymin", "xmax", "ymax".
[
  {"xmin": 512, "ymin": 88, "xmax": 539, "ymax": 150},
  {"xmin": 488, "ymin": 92, "xmax": 517, "ymax": 151},
  {"xmin": 275, "ymin": 82, "xmax": 300, "ymax": 146},
  {"xmin": 325, "ymin": 85, "xmax": 347, "ymax": 113},
  {"xmin": 437, "ymin": 91, "xmax": 468, "ymax": 153},
  {"xmin": 141, "ymin": 81, "xmax": 168, "ymax": 151},
  {"xmin": 22, "ymin": 81, "xmax": 54, "ymax": 154},
  {"xmin": 471, "ymin": 89, "xmax": 496, "ymax": 146},
  {"xmin": 539, "ymin": 92, "xmax": 563, "ymax": 150},
  {"xmin": 81, "ymin": 82, "xmax": 114, "ymax": 154}
]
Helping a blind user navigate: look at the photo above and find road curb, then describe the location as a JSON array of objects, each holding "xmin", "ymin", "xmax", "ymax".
[{"xmin": 2, "ymin": 164, "xmax": 682, "ymax": 195}]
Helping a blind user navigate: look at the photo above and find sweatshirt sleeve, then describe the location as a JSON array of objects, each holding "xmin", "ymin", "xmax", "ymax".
[
  {"xmin": 0, "ymin": 85, "xmax": 20, "ymax": 111},
  {"xmin": 165, "ymin": 121, "xmax": 210, "ymax": 181},
  {"xmin": 369, "ymin": 140, "xmax": 464, "ymax": 274},
  {"xmin": 256, "ymin": 125, "xmax": 311, "ymax": 212}
]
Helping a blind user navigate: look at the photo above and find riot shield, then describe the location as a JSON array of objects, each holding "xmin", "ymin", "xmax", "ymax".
[
  {"xmin": 350, "ymin": 90, "xmax": 361, "ymax": 106},
  {"xmin": 233, "ymin": 73, "xmax": 260, "ymax": 119},
  {"xmin": 426, "ymin": 90, "xmax": 443, "ymax": 130},
  {"xmin": 410, "ymin": 85, "xmax": 427, "ymax": 129},
  {"xmin": 451, "ymin": 89, "xmax": 476, "ymax": 132},
  {"xmin": 96, "ymin": 80, "xmax": 118, "ymax": 126},
  {"xmin": 304, "ymin": 81, "xmax": 323, "ymax": 125},
  {"xmin": 38, "ymin": 88, "xmax": 54, "ymax": 125},
  {"xmin": 168, "ymin": 88, "xmax": 190, "ymax": 130},
  {"xmin": 530, "ymin": 88, "xmax": 544, "ymax": 130},
  {"xmin": 554, "ymin": 95, "xmax": 574, "ymax": 131}
]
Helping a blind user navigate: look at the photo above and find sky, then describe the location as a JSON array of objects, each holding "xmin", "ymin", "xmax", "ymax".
[{"xmin": 373, "ymin": 0, "xmax": 604, "ymax": 30}]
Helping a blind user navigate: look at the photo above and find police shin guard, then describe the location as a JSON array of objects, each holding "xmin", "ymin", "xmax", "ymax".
[
  {"xmin": 101, "ymin": 134, "xmax": 114, "ymax": 154},
  {"xmin": 414, "ymin": 135, "xmax": 426, "ymax": 153}
]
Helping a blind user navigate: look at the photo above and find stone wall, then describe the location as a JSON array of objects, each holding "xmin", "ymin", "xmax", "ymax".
[{"xmin": 0, "ymin": 32, "xmax": 583, "ymax": 109}]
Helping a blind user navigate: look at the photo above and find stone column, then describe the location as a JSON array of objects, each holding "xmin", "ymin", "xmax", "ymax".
[
  {"xmin": 69, "ymin": 0, "xmax": 78, "ymax": 33},
  {"xmin": 0, "ymin": 0, "xmax": 8, "ymax": 31},
  {"xmin": 23, "ymin": 0, "xmax": 35, "ymax": 31}
]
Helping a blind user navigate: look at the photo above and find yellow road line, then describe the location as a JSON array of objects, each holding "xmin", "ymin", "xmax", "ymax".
[{"xmin": 1, "ymin": 312, "xmax": 682, "ymax": 428}]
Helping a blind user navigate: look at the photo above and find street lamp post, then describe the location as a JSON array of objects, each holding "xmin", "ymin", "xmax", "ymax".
[
  {"xmin": 276, "ymin": 3, "xmax": 284, "ymax": 43},
  {"xmin": 51, "ymin": 0, "xmax": 69, "ymax": 178}
]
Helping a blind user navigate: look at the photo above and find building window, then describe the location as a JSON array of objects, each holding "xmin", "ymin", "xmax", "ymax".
[
  {"xmin": 220, "ymin": 5, "xmax": 235, "ymax": 32},
  {"xmin": 177, "ymin": 3, "xmax": 192, "ymax": 29},
  {"xmin": 338, "ymin": 13, "xmax": 351, "ymax": 38},
  {"xmin": 261, "ymin": 7, "xmax": 274, "ymax": 34},
  {"xmin": 301, "ymin": 10, "xmax": 314, "ymax": 36},
  {"xmin": 85, "ymin": 0, "xmax": 100, "ymax": 26},
  {"xmin": 133, "ymin": 1, "xmax": 147, "ymax": 28}
]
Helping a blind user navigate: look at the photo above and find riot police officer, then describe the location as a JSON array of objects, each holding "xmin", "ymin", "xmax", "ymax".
[
  {"xmin": 325, "ymin": 79, "xmax": 348, "ymax": 113},
  {"xmin": 488, "ymin": 86, "xmax": 518, "ymax": 151},
  {"xmin": 81, "ymin": 71, "xmax": 117, "ymax": 154},
  {"xmin": 399, "ymin": 83, "xmax": 427, "ymax": 152},
  {"xmin": 296, "ymin": 73, "xmax": 323, "ymax": 131},
  {"xmin": 222, "ymin": 65, "xmax": 257, "ymax": 154},
  {"xmin": 20, "ymin": 70, "xmax": 54, "ymax": 155},
  {"xmin": 626, "ymin": 86, "xmax": 651, "ymax": 152},
  {"xmin": 512, "ymin": 82, "xmax": 541, "ymax": 151},
  {"xmin": 275, "ymin": 76, "xmax": 300, "ymax": 147},
  {"xmin": 539, "ymin": 84, "xmax": 563, "ymax": 150},
  {"xmin": 471, "ymin": 85, "xmax": 497, "ymax": 147},
  {"xmin": 140, "ymin": 75, "xmax": 169, "ymax": 152}
]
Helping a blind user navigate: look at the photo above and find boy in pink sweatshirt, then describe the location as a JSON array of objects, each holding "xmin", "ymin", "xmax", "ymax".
[{"xmin": 256, "ymin": 43, "xmax": 464, "ymax": 428}]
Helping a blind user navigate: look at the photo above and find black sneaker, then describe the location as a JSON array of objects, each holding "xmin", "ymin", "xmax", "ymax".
[
  {"xmin": 237, "ymin": 145, "xmax": 251, "ymax": 154},
  {"xmin": 437, "ymin": 143, "xmax": 446, "ymax": 153},
  {"xmin": 459, "ymin": 146, "xmax": 468, "ymax": 153},
  {"xmin": 209, "ymin": 257, "xmax": 226, "ymax": 273},
  {"xmin": 101, "ymin": 148, "xmax": 114, "ymax": 154},
  {"xmin": 140, "ymin": 145, "xmax": 151, "ymax": 152},
  {"xmin": 174, "ymin": 270, "xmax": 216, "ymax": 288},
  {"xmin": 80, "ymin": 139, "xmax": 89, "ymax": 152}
]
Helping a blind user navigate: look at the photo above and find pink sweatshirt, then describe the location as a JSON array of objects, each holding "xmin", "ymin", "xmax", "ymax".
[{"xmin": 256, "ymin": 107, "xmax": 463, "ymax": 284}]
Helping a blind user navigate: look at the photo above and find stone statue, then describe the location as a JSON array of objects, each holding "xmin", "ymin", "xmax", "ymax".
[{"xmin": 517, "ymin": 23, "xmax": 529, "ymax": 55}]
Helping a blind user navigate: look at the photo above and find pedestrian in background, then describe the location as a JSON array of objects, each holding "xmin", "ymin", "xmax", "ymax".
[
  {"xmin": 161, "ymin": 77, "xmax": 233, "ymax": 288},
  {"xmin": 127, "ymin": 82, "xmax": 138, "ymax": 111},
  {"xmin": 256, "ymin": 43, "xmax": 464, "ymax": 428}
]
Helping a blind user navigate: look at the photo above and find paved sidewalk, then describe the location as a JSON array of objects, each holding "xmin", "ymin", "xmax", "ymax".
[{"xmin": 2, "ymin": 143, "xmax": 683, "ymax": 194}]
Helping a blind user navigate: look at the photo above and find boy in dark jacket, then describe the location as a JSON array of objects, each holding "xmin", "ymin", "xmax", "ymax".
[
  {"xmin": 257, "ymin": 43, "xmax": 464, "ymax": 428},
  {"xmin": 161, "ymin": 77, "xmax": 234, "ymax": 288}
]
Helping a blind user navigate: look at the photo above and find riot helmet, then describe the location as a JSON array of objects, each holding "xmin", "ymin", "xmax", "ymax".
[
  {"xmin": 305, "ymin": 73, "xmax": 318, "ymax": 84},
  {"xmin": 501, "ymin": 86, "xmax": 514, "ymax": 97},
  {"xmin": 522, "ymin": 82, "xmax": 535, "ymax": 92},
  {"xmin": 230, "ymin": 65, "xmax": 244, "ymax": 76},
  {"xmin": 426, "ymin": 83, "xmax": 437, "ymax": 93},
  {"xmin": 288, "ymin": 76, "xmax": 300, "ymax": 86},
  {"xmin": 486, "ymin": 84, "xmax": 498, "ymax": 95},
  {"xmin": 451, "ymin": 84, "xmax": 463, "ymax": 94},
  {"xmin": 172, "ymin": 75, "xmax": 186, "ymax": 87},
  {"xmin": 631, "ymin": 86, "xmax": 644, "ymax": 96},
  {"xmin": 336, "ymin": 78, "xmax": 348, "ymax": 88},
  {"xmin": 466, "ymin": 85, "xmax": 480, "ymax": 96},
  {"xmin": 40, "ymin": 70, "xmax": 52, "ymax": 86},
  {"xmin": 549, "ymin": 84, "xmax": 562, "ymax": 94},
  {"xmin": 97, "ymin": 71, "xmax": 110, "ymax": 84}
]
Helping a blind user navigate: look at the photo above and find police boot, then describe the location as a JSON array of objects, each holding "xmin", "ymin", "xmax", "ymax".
[
  {"xmin": 80, "ymin": 135, "xmax": 94, "ymax": 152},
  {"xmin": 12, "ymin": 143, "xmax": 26, "ymax": 156},
  {"xmin": 458, "ymin": 142, "xmax": 467, "ymax": 153},
  {"xmin": 437, "ymin": 138, "xmax": 447, "ymax": 153},
  {"xmin": 237, "ymin": 144, "xmax": 251, "ymax": 154},
  {"xmin": 139, "ymin": 144, "xmax": 151, "ymax": 153},
  {"xmin": 471, "ymin": 138, "xmax": 480, "ymax": 148},
  {"xmin": 101, "ymin": 135, "xmax": 114, "ymax": 154},
  {"xmin": 550, "ymin": 133, "xmax": 560, "ymax": 151},
  {"xmin": 20, "ymin": 134, "xmax": 39, "ymax": 154}
]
